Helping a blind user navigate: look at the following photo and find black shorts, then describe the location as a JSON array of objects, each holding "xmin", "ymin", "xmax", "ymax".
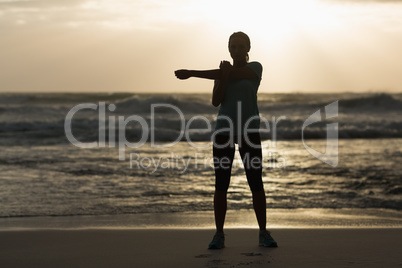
[{"xmin": 212, "ymin": 133, "xmax": 264, "ymax": 192}]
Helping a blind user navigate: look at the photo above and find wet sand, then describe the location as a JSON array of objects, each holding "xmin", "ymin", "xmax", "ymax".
[{"xmin": 1, "ymin": 228, "xmax": 401, "ymax": 267}]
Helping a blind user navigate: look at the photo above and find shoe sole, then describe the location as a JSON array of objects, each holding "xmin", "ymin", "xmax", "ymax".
[
  {"xmin": 208, "ymin": 245, "xmax": 225, "ymax": 249},
  {"xmin": 259, "ymin": 242, "xmax": 278, "ymax": 247}
]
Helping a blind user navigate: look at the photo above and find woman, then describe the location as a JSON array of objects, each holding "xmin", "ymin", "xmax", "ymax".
[{"xmin": 175, "ymin": 32, "xmax": 277, "ymax": 249}]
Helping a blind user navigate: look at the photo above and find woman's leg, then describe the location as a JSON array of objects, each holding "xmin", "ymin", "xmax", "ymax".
[
  {"xmin": 239, "ymin": 133, "xmax": 266, "ymax": 231},
  {"xmin": 214, "ymin": 190, "xmax": 227, "ymax": 233},
  {"xmin": 212, "ymin": 134, "xmax": 235, "ymax": 232},
  {"xmin": 252, "ymin": 190, "xmax": 267, "ymax": 231}
]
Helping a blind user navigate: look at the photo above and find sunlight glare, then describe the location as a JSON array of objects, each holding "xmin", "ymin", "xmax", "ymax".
[
  {"xmin": 205, "ymin": 0, "xmax": 341, "ymax": 47},
  {"xmin": 78, "ymin": 0, "xmax": 339, "ymax": 35}
]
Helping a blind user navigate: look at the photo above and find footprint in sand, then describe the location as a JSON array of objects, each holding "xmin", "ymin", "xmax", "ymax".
[
  {"xmin": 240, "ymin": 252, "xmax": 262, "ymax": 257},
  {"xmin": 195, "ymin": 254, "xmax": 212, "ymax": 258}
]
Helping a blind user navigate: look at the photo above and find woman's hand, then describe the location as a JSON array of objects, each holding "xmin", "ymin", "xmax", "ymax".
[
  {"xmin": 219, "ymin": 61, "xmax": 233, "ymax": 74},
  {"xmin": 174, "ymin": 69, "xmax": 191, "ymax": 80}
]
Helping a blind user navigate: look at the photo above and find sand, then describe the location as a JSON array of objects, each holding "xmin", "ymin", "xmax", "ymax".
[{"xmin": 1, "ymin": 228, "xmax": 401, "ymax": 267}]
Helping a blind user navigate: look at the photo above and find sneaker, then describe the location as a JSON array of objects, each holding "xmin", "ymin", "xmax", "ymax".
[
  {"xmin": 259, "ymin": 230, "xmax": 278, "ymax": 247},
  {"xmin": 208, "ymin": 232, "xmax": 225, "ymax": 249}
]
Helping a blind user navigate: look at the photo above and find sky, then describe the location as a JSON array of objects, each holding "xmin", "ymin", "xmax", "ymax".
[{"xmin": 1, "ymin": 0, "xmax": 402, "ymax": 93}]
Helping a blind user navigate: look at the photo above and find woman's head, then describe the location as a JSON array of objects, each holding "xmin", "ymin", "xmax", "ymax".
[{"xmin": 228, "ymin": 32, "xmax": 251, "ymax": 63}]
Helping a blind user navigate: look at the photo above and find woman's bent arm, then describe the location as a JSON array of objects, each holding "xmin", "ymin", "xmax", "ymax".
[{"xmin": 212, "ymin": 62, "xmax": 231, "ymax": 107}]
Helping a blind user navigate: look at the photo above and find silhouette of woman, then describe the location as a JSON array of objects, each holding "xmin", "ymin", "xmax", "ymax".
[{"xmin": 175, "ymin": 32, "xmax": 277, "ymax": 249}]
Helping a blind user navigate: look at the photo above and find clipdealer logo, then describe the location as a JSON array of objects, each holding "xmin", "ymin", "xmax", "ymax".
[{"xmin": 64, "ymin": 100, "xmax": 339, "ymax": 168}]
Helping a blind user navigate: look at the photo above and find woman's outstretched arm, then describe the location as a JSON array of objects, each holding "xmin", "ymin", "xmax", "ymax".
[
  {"xmin": 174, "ymin": 69, "xmax": 221, "ymax": 80},
  {"xmin": 175, "ymin": 62, "xmax": 259, "ymax": 80}
]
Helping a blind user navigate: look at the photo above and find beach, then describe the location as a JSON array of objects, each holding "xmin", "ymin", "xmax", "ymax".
[
  {"xmin": 1, "ymin": 210, "xmax": 401, "ymax": 267},
  {"xmin": 2, "ymin": 0, "xmax": 402, "ymax": 264},
  {"xmin": 1, "ymin": 92, "xmax": 401, "ymax": 267},
  {"xmin": 1, "ymin": 228, "xmax": 401, "ymax": 267}
]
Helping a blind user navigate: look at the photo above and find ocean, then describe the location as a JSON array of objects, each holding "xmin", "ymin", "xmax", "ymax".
[{"xmin": 0, "ymin": 92, "xmax": 401, "ymax": 220}]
